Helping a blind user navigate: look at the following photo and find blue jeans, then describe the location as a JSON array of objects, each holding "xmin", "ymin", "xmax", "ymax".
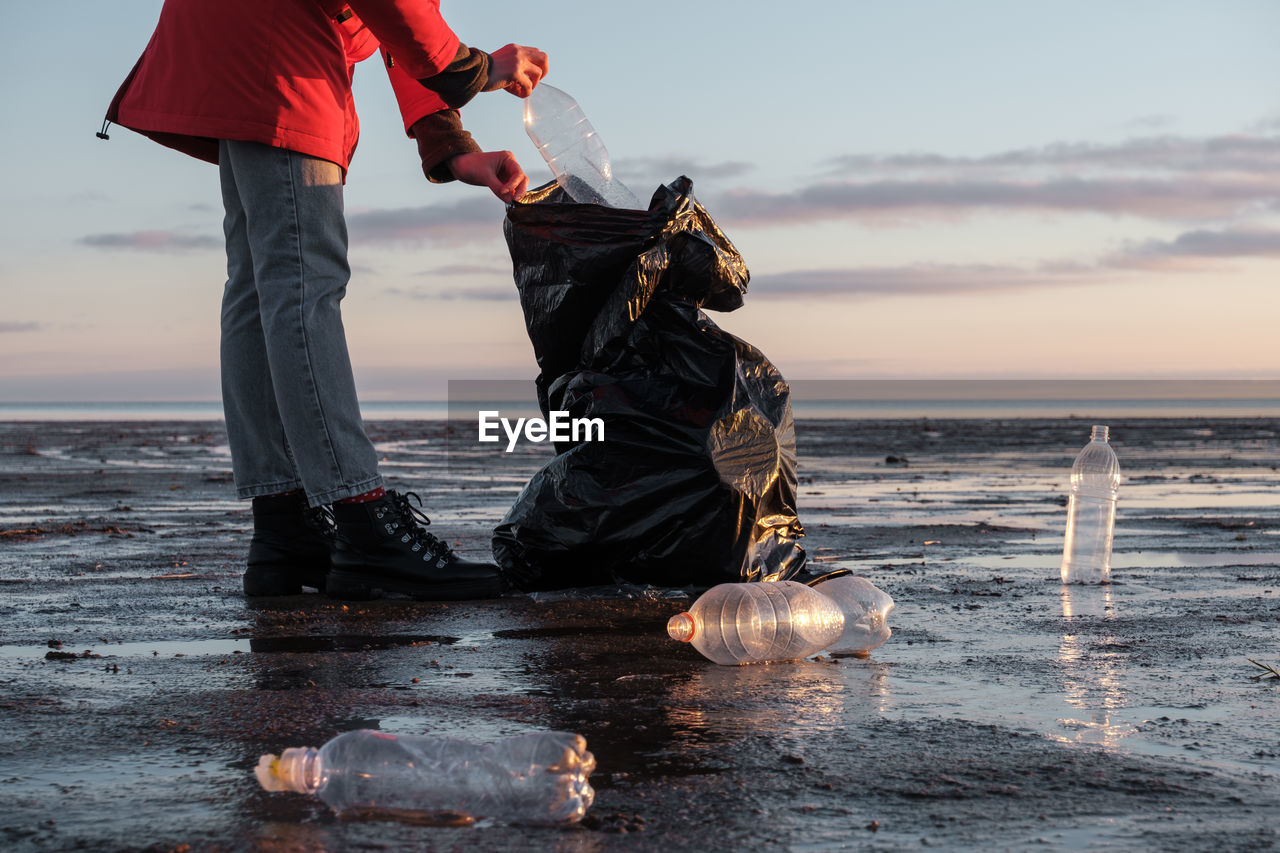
[{"xmin": 218, "ymin": 139, "xmax": 383, "ymax": 505}]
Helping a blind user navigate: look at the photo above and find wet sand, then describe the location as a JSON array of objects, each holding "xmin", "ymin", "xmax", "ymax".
[{"xmin": 1, "ymin": 417, "xmax": 1277, "ymax": 851}]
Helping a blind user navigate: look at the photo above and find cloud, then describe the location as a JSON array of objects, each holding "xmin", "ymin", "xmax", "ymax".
[
  {"xmin": 415, "ymin": 264, "xmax": 510, "ymax": 276},
  {"xmin": 0, "ymin": 321, "xmax": 40, "ymax": 333},
  {"xmin": 1109, "ymin": 227, "xmax": 1280, "ymax": 269},
  {"xmin": 706, "ymin": 133, "xmax": 1278, "ymax": 228},
  {"xmin": 749, "ymin": 264, "xmax": 1082, "ymax": 299},
  {"xmin": 714, "ymin": 173, "xmax": 1280, "ymax": 226},
  {"xmin": 750, "ymin": 225, "xmax": 1280, "ymax": 300},
  {"xmin": 79, "ymin": 230, "xmax": 221, "ymax": 252},
  {"xmin": 383, "ymin": 285, "xmax": 514, "ymax": 301},
  {"xmin": 346, "ymin": 197, "xmax": 506, "ymax": 245},
  {"xmin": 616, "ymin": 157, "xmax": 755, "ymax": 182},
  {"xmin": 825, "ymin": 133, "xmax": 1280, "ymax": 176}
]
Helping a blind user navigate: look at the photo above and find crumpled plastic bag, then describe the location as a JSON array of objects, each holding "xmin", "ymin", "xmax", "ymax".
[{"xmin": 492, "ymin": 176, "xmax": 806, "ymax": 591}]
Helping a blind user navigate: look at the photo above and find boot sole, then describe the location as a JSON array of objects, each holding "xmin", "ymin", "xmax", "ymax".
[
  {"xmin": 325, "ymin": 569, "xmax": 504, "ymax": 602},
  {"xmin": 243, "ymin": 566, "xmax": 328, "ymax": 597}
]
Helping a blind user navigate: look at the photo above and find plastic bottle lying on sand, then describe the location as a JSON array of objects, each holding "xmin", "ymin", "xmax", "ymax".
[
  {"xmin": 667, "ymin": 580, "xmax": 845, "ymax": 665},
  {"xmin": 256, "ymin": 729, "xmax": 595, "ymax": 826},
  {"xmin": 1060, "ymin": 425, "xmax": 1121, "ymax": 584},
  {"xmin": 808, "ymin": 573, "xmax": 895, "ymax": 657},
  {"xmin": 523, "ymin": 84, "xmax": 642, "ymax": 209}
]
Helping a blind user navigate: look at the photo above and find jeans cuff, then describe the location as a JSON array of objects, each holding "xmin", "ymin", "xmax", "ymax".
[
  {"xmin": 309, "ymin": 475, "xmax": 385, "ymax": 506},
  {"xmin": 238, "ymin": 479, "xmax": 305, "ymax": 500}
]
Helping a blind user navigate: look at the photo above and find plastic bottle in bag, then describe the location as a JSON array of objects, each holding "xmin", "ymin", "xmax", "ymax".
[
  {"xmin": 666, "ymin": 580, "xmax": 845, "ymax": 665},
  {"xmin": 1060, "ymin": 425, "xmax": 1121, "ymax": 584},
  {"xmin": 255, "ymin": 729, "xmax": 595, "ymax": 825},
  {"xmin": 808, "ymin": 573, "xmax": 895, "ymax": 657},
  {"xmin": 523, "ymin": 84, "xmax": 642, "ymax": 209}
]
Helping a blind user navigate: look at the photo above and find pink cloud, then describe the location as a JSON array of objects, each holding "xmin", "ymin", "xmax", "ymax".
[
  {"xmin": 714, "ymin": 173, "xmax": 1280, "ymax": 226},
  {"xmin": 0, "ymin": 321, "xmax": 40, "ymax": 333},
  {"xmin": 79, "ymin": 231, "xmax": 221, "ymax": 252},
  {"xmin": 346, "ymin": 197, "xmax": 505, "ymax": 245}
]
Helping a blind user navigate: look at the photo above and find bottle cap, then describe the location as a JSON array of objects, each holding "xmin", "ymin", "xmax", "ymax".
[
  {"xmin": 255, "ymin": 754, "xmax": 289, "ymax": 792},
  {"xmin": 256, "ymin": 747, "xmax": 320, "ymax": 794},
  {"xmin": 667, "ymin": 612, "xmax": 696, "ymax": 642}
]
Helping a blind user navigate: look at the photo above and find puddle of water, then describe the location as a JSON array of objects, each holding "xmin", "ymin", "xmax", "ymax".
[
  {"xmin": 1123, "ymin": 483, "xmax": 1280, "ymax": 511},
  {"xmin": 37, "ymin": 446, "xmax": 233, "ymax": 472},
  {"xmin": 957, "ymin": 551, "xmax": 1280, "ymax": 572},
  {"xmin": 0, "ymin": 634, "xmax": 462, "ymax": 660}
]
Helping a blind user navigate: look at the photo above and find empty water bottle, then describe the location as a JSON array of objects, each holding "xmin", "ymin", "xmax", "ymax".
[
  {"xmin": 1060, "ymin": 425, "xmax": 1121, "ymax": 584},
  {"xmin": 667, "ymin": 580, "xmax": 845, "ymax": 665},
  {"xmin": 255, "ymin": 729, "xmax": 595, "ymax": 825},
  {"xmin": 523, "ymin": 84, "xmax": 642, "ymax": 208},
  {"xmin": 808, "ymin": 573, "xmax": 894, "ymax": 657}
]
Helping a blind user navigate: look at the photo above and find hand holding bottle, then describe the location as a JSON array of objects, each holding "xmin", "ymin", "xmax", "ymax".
[
  {"xmin": 486, "ymin": 44, "xmax": 549, "ymax": 98},
  {"xmin": 449, "ymin": 150, "xmax": 529, "ymax": 202}
]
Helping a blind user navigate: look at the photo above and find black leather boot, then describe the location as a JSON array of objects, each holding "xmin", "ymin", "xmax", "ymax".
[
  {"xmin": 243, "ymin": 492, "xmax": 333, "ymax": 596},
  {"xmin": 327, "ymin": 490, "xmax": 505, "ymax": 601}
]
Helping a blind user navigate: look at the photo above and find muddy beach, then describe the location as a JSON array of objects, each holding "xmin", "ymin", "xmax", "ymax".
[{"xmin": 0, "ymin": 416, "xmax": 1277, "ymax": 851}]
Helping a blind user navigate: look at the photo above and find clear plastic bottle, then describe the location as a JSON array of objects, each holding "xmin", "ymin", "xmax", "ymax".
[
  {"xmin": 808, "ymin": 574, "xmax": 895, "ymax": 657},
  {"xmin": 1060, "ymin": 424, "xmax": 1122, "ymax": 584},
  {"xmin": 255, "ymin": 729, "xmax": 595, "ymax": 826},
  {"xmin": 523, "ymin": 84, "xmax": 642, "ymax": 209},
  {"xmin": 666, "ymin": 580, "xmax": 845, "ymax": 665}
]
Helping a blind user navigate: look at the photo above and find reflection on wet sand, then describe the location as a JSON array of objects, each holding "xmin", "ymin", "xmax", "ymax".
[{"xmin": 1058, "ymin": 585, "xmax": 1134, "ymax": 749}]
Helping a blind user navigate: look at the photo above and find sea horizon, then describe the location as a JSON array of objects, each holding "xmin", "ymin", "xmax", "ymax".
[{"xmin": 2, "ymin": 395, "xmax": 1279, "ymax": 422}]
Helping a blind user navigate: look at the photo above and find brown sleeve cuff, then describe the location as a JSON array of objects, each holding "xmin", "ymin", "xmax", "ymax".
[
  {"xmin": 417, "ymin": 43, "xmax": 490, "ymax": 109},
  {"xmin": 410, "ymin": 111, "xmax": 482, "ymax": 183}
]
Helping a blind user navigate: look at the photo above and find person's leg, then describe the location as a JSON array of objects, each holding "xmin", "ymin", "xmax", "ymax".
[
  {"xmin": 219, "ymin": 140, "xmax": 331, "ymax": 595},
  {"xmin": 219, "ymin": 140, "xmax": 304, "ymax": 497},
  {"xmin": 219, "ymin": 139, "xmax": 501, "ymax": 600},
  {"xmin": 219, "ymin": 139, "xmax": 381, "ymax": 505}
]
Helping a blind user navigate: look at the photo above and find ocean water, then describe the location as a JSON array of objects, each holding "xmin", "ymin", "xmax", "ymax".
[{"xmin": 1, "ymin": 397, "xmax": 1278, "ymax": 421}]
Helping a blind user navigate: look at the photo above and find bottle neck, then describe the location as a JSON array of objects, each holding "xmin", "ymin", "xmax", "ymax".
[
  {"xmin": 1090, "ymin": 424, "xmax": 1109, "ymax": 442},
  {"xmin": 667, "ymin": 612, "xmax": 696, "ymax": 642},
  {"xmin": 275, "ymin": 747, "xmax": 324, "ymax": 794}
]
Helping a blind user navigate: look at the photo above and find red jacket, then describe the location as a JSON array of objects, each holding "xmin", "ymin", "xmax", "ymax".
[{"xmin": 108, "ymin": 0, "xmax": 456, "ymax": 170}]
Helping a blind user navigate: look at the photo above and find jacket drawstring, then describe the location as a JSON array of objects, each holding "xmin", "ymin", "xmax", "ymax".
[{"xmin": 97, "ymin": 117, "xmax": 111, "ymax": 140}]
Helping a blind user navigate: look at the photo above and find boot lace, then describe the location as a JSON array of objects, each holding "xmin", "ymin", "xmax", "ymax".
[
  {"xmin": 390, "ymin": 491, "xmax": 454, "ymax": 561},
  {"xmin": 303, "ymin": 505, "xmax": 337, "ymax": 542}
]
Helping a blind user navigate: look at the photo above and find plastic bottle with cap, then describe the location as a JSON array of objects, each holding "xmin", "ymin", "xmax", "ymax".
[
  {"xmin": 807, "ymin": 573, "xmax": 895, "ymax": 657},
  {"xmin": 1060, "ymin": 424, "xmax": 1122, "ymax": 584},
  {"xmin": 523, "ymin": 84, "xmax": 642, "ymax": 209},
  {"xmin": 255, "ymin": 729, "xmax": 595, "ymax": 826},
  {"xmin": 666, "ymin": 580, "xmax": 845, "ymax": 665}
]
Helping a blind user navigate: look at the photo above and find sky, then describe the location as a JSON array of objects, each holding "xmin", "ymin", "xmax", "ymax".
[{"xmin": 2, "ymin": 1, "xmax": 1278, "ymax": 401}]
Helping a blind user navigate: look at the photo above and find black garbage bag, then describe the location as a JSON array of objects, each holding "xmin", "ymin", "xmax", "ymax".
[{"xmin": 492, "ymin": 176, "xmax": 805, "ymax": 591}]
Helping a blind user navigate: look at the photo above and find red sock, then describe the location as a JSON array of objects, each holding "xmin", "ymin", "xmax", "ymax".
[{"xmin": 336, "ymin": 487, "xmax": 386, "ymax": 505}]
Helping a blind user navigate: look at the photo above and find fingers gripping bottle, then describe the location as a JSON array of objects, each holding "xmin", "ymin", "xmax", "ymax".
[
  {"xmin": 1060, "ymin": 425, "xmax": 1122, "ymax": 584},
  {"xmin": 255, "ymin": 729, "xmax": 595, "ymax": 826},
  {"xmin": 523, "ymin": 84, "xmax": 642, "ymax": 209},
  {"xmin": 667, "ymin": 581, "xmax": 845, "ymax": 665}
]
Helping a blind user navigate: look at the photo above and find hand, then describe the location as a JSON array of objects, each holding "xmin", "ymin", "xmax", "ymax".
[
  {"xmin": 484, "ymin": 44, "xmax": 548, "ymax": 98},
  {"xmin": 448, "ymin": 150, "xmax": 529, "ymax": 202}
]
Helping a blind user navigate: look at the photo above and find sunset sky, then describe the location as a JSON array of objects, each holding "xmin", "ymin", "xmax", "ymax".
[{"xmin": 2, "ymin": 1, "xmax": 1277, "ymax": 402}]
